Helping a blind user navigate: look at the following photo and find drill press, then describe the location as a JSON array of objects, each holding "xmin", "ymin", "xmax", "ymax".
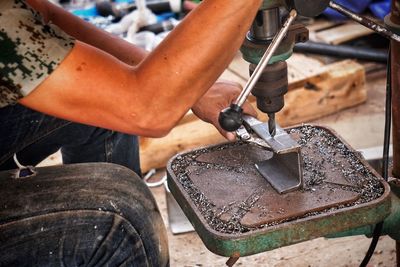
[
  {"xmin": 219, "ymin": 0, "xmax": 329, "ymax": 134},
  {"xmin": 241, "ymin": 4, "xmax": 307, "ymax": 137},
  {"xmin": 166, "ymin": 1, "xmax": 400, "ymax": 265},
  {"xmin": 219, "ymin": 0, "xmax": 330, "ymax": 193},
  {"xmin": 218, "ymin": 0, "xmax": 400, "ymax": 194}
]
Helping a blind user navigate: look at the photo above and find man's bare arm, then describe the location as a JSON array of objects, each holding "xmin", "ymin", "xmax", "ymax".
[
  {"xmin": 20, "ymin": 0, "xmax": 262, "ymax": 137},
  {"xmin": 28, "ymin": 0, "xmax": 147, "ymax": 66}
]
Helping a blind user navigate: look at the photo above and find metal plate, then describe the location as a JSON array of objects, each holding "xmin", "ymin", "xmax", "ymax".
[{"xmin": 167, "ymin": 125, "xmax": 391, "ymax": 257}]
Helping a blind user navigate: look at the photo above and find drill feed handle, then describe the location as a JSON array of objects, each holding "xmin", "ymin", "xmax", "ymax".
[{"xmin": 218, "ymin": 10, "xmax": 298, "ymax": 132}]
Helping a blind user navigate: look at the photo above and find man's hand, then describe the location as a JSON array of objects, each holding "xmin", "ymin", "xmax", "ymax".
[{"xmin": 192, "ymin": 80, "xmax": 258, "ymax": 141}]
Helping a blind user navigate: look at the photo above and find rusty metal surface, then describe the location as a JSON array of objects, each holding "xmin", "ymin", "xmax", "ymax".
[
  {"xmin": 388, "ymin": 2, "xmax": 400, "ymax": 265},
  {"xmin": 167, "ymin": 125, "xmax": 391, "ymax": 257},
  {"xmin": 391, "ymin": 1, "xmax": 400, "ymax": 178},
  {"xmin": 177, "ymin": 126, "xmax": 363, "ymax": 228},
  {"xmin": 241, "ymin": 187, "xmax": 359, "ymax": 227},
  {"xmin": 392, "ymin": 41, "xmax": 400, "ymax": 178}
]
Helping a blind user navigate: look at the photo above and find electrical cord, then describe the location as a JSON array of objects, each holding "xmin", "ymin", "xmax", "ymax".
[{"xmin": 359, "ymin": 47, "xmax": 392, "ymax": 267}]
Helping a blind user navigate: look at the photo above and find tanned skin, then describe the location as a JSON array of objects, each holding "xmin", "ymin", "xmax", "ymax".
[{"xmin": 20, "ymin": 0, "xmax": 261, "ymax": 139}]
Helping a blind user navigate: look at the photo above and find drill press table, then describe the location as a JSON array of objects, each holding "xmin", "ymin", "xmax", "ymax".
[{"xmin": 166, "ymin": 125, "xmax": 390, "ymax": 257}]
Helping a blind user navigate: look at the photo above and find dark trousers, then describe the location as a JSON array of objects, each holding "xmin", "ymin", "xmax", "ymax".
[
  {"xmin": 0, "ymin": 105, "xmax": 169, "ymax": 266},
  {"xmin": 0, "ymin": 104, "xmax": 141, "ymax": 175}
]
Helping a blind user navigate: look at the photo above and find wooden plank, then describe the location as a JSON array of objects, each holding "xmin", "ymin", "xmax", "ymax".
[
  {"xmin": 276, "ymin": 60, "xmax": 367, "ymax": 126},
  {"xmin": 314, "ymin": 22, "xmax": 373, "ymax": 45},
  {"xmin": 139, "ymin": 60, "xmax": 366, "ymax": 172},
  {"xmin": 286, "ymin": 54, "xmax": 325, "ymax": 89},
  {"xmin": 307, "ymin": 20, "xmax": 342, "ymax": 42},
  {"xmin": 306, "ymin": 19, "xmax": 340, "ymax": 33},
  {"xmin": 139, "ymin": 120, "xmax": 223, "ymax": 172}
]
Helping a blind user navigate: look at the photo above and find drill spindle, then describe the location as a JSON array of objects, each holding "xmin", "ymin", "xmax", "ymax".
[
  {"xmin": 218, "ymin": 10, "xmax": 298, "ymax": 133},
  {"xmin": 235, "ymin": 10, "xmax": 297, "ymax": 108}
]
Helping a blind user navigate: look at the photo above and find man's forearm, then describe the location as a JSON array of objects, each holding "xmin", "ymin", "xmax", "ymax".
[
  {"xmin": 22, "ymin": 0, "xmax": 263, "ymax": 136},
  {"xmin": 40, "ymin": 1, "xmax": 148, "ymax": 65}
]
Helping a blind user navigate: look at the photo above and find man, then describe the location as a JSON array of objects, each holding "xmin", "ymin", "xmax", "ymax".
[{"xmin": 0, "ymin": 0, "xmax": 261, "ymax": 265}]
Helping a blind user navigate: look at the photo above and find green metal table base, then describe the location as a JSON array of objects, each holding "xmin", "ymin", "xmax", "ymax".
[{"xmin": 167, "ymin": 125, "xmax": 391, "ymax": 257}]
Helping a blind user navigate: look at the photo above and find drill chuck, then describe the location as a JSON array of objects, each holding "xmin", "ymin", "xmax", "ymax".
[{"xmin": 250, "ymin": 61, "xmax": 288, "ymax": 114}]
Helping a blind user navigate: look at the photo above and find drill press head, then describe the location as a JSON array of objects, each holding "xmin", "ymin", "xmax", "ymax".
[
  {"xmin": 218, "ymin": 1, "xmax": 330, "ymax": 193},
  {"xmin": 246, "ymin": 0, "xmax": 330, "ymax": 121},
  {"xmin": 241, "ymin": 4, "xmax": 308, "ymax": 136}
]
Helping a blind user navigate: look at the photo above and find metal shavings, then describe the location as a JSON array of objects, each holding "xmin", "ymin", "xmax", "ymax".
[{"xmin": 171, "ymin": 126, "xmax": 385, "ymax": 234}]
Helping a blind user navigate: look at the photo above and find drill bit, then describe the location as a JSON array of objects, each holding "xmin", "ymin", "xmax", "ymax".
[{"xmin": 268, "ymin": 113, "xmax": 276, "ymax": 137}]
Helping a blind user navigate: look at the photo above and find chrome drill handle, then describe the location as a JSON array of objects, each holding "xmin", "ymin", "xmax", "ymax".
[{"xmin": 218, "ymin": 10, "xmax": 298, "ymax": 132}]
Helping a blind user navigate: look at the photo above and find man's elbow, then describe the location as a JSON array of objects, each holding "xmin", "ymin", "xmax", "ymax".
[
  {"xmin": 120, "ymin": 95, "xmax": 184, "ymax": 137},
  {"xmin": 125, "ymin": 116, "xmax": 177, "ymax": 138},
  {"xmin": 140, "ymin": 125, "xmax": 172, "ymax": 138}
]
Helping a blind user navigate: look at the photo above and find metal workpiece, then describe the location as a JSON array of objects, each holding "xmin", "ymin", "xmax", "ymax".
[
  {"xmin": 235, "ymin": 116, "xmax": 303, "ymax": 194},
  {"xmin": 329, "ymin": 1, "xmax": 400, "ymax": 43},
  {"xmin": 241, "ymin": 115, "xmax": 303, "ymax": 193},
  {"xmin": 167, "ymin": 125, "xmax": 390, "ymax": 257},
  {"xmin": 241, "ymin": 115, "xmax": 300, "ymax": 154},
  {"xmin": 255, "ymin": 151, "xmax": 303, "ymax": 194}
]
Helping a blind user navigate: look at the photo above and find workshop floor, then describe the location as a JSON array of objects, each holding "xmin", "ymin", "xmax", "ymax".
[{"xmin": 40, "ymin": 70, "xmax": 396, "ymax": 266}]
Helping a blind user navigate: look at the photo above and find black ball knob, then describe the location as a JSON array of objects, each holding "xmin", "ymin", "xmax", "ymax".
[{"xmin": 218, "ymin": 104, "xmax": 243, "ymax": 132}]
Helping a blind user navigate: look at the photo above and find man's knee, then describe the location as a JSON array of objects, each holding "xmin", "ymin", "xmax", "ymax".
[
  {"xmin": 0, "ymin": 211, "xmax": 168, "ymax": 266},
  {"xmin": 0, "ymin": 163, "xmax": 169, "ymax": 266}
]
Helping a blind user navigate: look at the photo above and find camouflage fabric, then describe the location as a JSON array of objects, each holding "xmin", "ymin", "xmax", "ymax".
[{"xmin": 0, "ymin": 0, "xmax": 75, "ymax": 108}]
